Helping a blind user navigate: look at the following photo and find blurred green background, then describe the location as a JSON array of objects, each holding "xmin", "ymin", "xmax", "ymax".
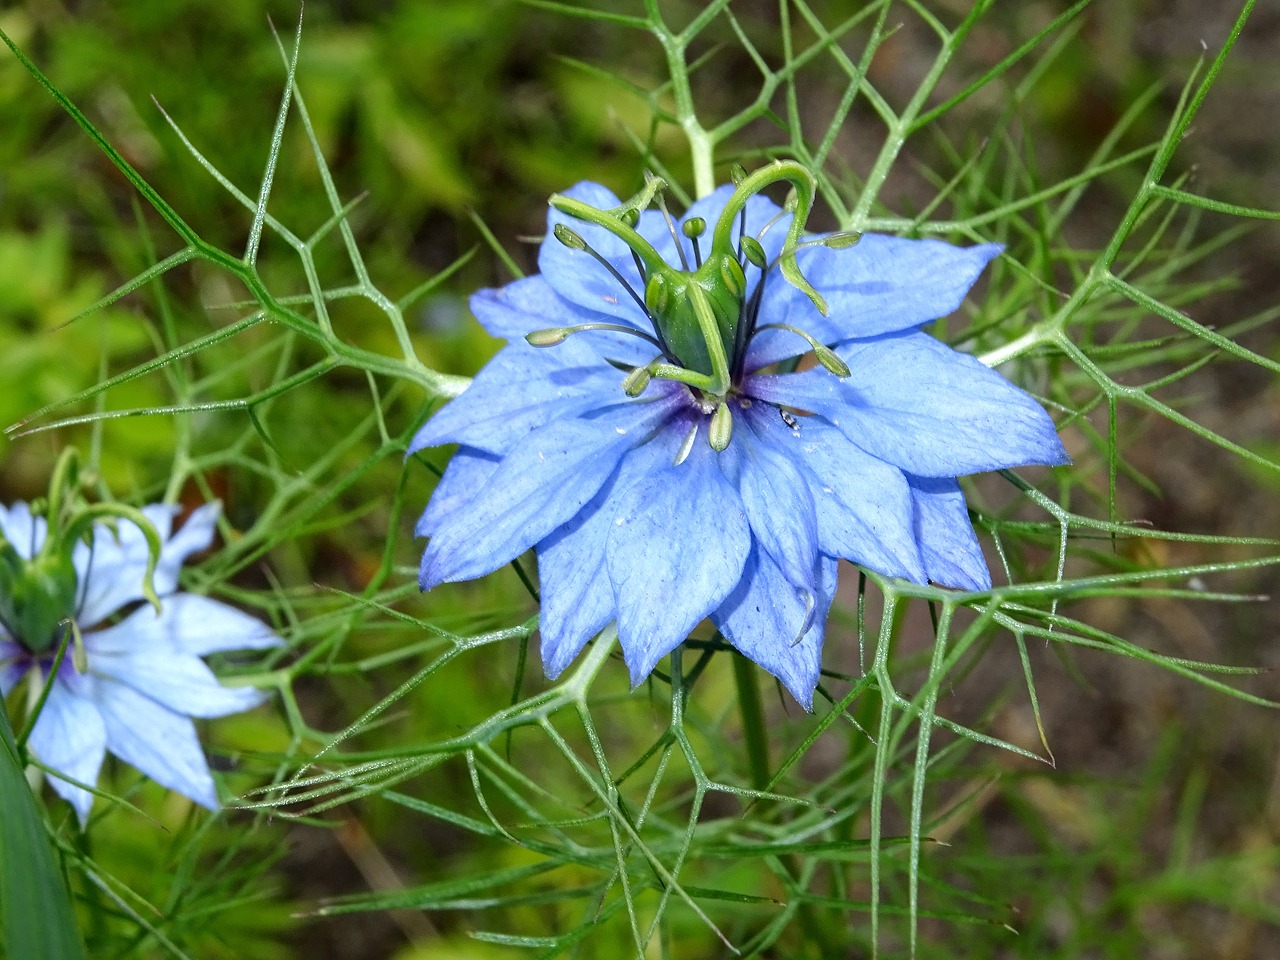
[{"xmin": 2, "ymin": 1, "xmax": 1278, "ymax": 957}]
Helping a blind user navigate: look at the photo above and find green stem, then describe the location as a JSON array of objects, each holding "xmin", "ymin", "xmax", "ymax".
[
  {"xmin": 711, "ymin": 161, "xmax": 827, "ymax": 314},
  {"xmin": 732, "ymin": 653, "xmax": 769, "ymax": 790},
  {"xmin": 685, "ymin": 285, "xmax": 733, "ymax": 396},
  {"xmin": 548, "ymin": 195, "xmax": 669, "ymax": 276}
]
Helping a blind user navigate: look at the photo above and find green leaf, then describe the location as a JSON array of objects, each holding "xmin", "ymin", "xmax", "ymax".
[{"xmin": 0, "ymin": 708, "xmax": 86, "ymax": 960}]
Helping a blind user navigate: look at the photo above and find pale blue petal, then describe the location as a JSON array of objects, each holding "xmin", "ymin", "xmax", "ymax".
[
  {"xmin": 92, "ymin": 677, "xmax": 219, "ymax": 810},
  {"xmin": 414, "ymin": 448, "xmax": 501, "ymax": 538},
  {"xmin": 85, "ymin": 593, "xmax": 281, "ymax": 657},
  {"xmin": 747, "ymin": 236, "xmax": 1002, "ymax": 368},
  {"xmin": 750, "ymin": 330, "xmax": 1069, "ymax": 477},
  {"xmin": 74, "ymin": 501, "xmax": 220, "ymax": 625},
  {"xmin": 27, "ymin": 677, "xmax": 107, "ymax": 826},
  {"xmin": 469, "ymin": 276, "xmax": 654, "ymax": 367},
  {"xmin": 606, "ymin": 441, "xmax": 751, "ymax": 685},
  {"xmin": 538, "ymin": 181, "xmax": 668, "ymax": 328},
  {"xmin": 713, "ymin": 550, "xmax": 838, "ymax": 709},
  {"xmin": 0, "ymin": 502, "xmax": 47, "ymax": 560},
  {"xmin": 409, "ymin": 339, "xmax": 619, "ymax": 455},
  {"xmin": 908, "ymin": 475, "xmax": 991, "ymax": 591},
  {"xmin": 420, "ymin": 394, "xmax": 682, "ymax": 589},
  {"xmin": 469, "ymin": 275, "xmax": 575, "ymax": 340},
  {"xmin": 536, "ymin": 423, "xmax": 686, "ymax": 678},
  {"xmin": 731, "ymin": 426, "xmax": 819, "ymax": 593},
  {"xmin": 90, "ymin": 646, "xmax": 266, "ymax": 718},
  {"xmin": 741, "ymin": 404, "xmax": 925, "ymax": 582}
]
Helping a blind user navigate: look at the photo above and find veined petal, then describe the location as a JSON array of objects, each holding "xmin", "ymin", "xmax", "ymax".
[
  {"xmin": 409, "ymin": 339, "xmax": 619, "ymax": 455},
  {"xmin": 731, "ymin": 425, "xmax": 819, "ymax": 593},
  {"xmin": 750, "ymin": 330, "xmax": 1069, "ymax": 477},
  {"xmin": 470, "ymin": 276, "xmax": 655, "ymax": 367},
  {"xmin": 415, "ymin": 448, "xmax": 501, "ymax": 538},
  {"xmin": 85, "ymin": 593, "xmax": 281, "ymax": 657},
  {"xmin": 92, "ymin": 676, "xmax": 220, "ymax": 810},
  {"xmin": 0, "ymin": 501, "xmax": 47, "ymax": 560},
  {"xmin": 74, "ymin": 502, "xmax": 220, "ymax": 626},
  {"xmin": 27, "ymin": 677, "xmax": 107, "ymax": 826},
  {"xmin": 89, "ymin": 644, "xmax": 266, "ymax": 719},
  {"xmin": 537, "ymin": 422, "xmax": 686, "ymax": 678},
  {"xmin": 606, "ymin": 440, "xmax": 751, "ymax": 685},
  {"xmin": 908, "ymin": 475, "xmax": 992, "ymax": 591},
  {"xmin": 713, "ymin": 550, "xmax": 838, "ymax": 709},
  {"xmin": 741, "ymin": 404, "xmax": 925, "ymax": 582},
  {"xmin": 421, "ymin": 394, "xmax": 682, "ymax": 589},
  {"xmin": 747, "ymin": 236, "xmax": 1002, "ymax": 368},
  {"xmin": 538, "ymin": 182, "xmax": 668, "ymax": 328}
]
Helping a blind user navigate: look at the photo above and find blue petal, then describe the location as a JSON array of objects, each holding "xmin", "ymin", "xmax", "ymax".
[
  {"xmin": 740, "ymin": 403, "xmax": 926, "ymax": 582},
  {"xmin": 908, "ymin": 475, "xmax": 992, "ymax": 591},
  {"xmin": 606, "ymin": 440, "xmax": 751, "ymax": 685},
  {"xmin": 92, "ymin": 676, "xmax": 220, "ymax": 810},
  {"xmin": 27, "ymin": 678, "xmax": 107, "ymax": 826},
  {"xmin": 713, "ymin": 549, "xmax": 838, "ymax": 709},
  {"xmin": 0, "ymin": 640, "xmax": 22, "ymax": 695},
  {"xmin": 84, "ymin": 593, "xmax": 281, "ymax": 658},
  {"xmin": 74, "ymin": 501, "xmax": 220, "ymax": 625},
  {"xmin": 415, "ymin": 448, "xmax": 501, "ymax": 538},
  {"xmin": 0, "ymin": 501, "xmax": 47, "ymax": 560},
  {"xmin": 409, "ymin": 339, "xmax": 619, "ymax": 455},
  {"xmin": 91, "ymin": 648, "xmax": 266, "ymax": 718},
  {"xmin": 469, "ymin": 276, "xmax": 654, "ymax": 367},
  {"xmin": 469, "ymin": 275, "xmax": 574, "ymax": 340},
  {"xmin": 87, "ymin": 607, "xmax": 271, "ymax": 719},
  {"xmin": 421, "ymin": 395, "xmax": 681, "ymax": 589},
  {"xmin": 731, "ymin": 424, "xmax": 819, "ymax": 593},
  {"xmin": 536, "ymin": 422, "xmax": 686, "ymax": 678},
  {"xmin": 538, "ymin": 181, "xmax": 668, "ymax": 328},
  {"xmin": 750, "ymin": 330, "xmax": 1069, "ymax": 477},
  {"xmin": 747, "ymin": 236, "xmax": 1002, "ymax": 367}
]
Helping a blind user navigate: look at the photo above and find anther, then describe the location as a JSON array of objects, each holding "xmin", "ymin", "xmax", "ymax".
[
  {"xmin": 621, "ymin": 364, "xmax": 652, "ymax": 397},
  {"xmin": 553, "ymin": 223, "xmax": 656, "ymax": 323},
  {"xmin": 796, "ymin": 231, "xmax": 861, "ymax": 252},
  {"xmin": 753, "ymin": 323, "xmax": 851, "ymax": 377},
  {"xmin": 709, "ymin": 401, "xmax": 733, "ymax": 452},
  {"xmin": 554, "ymin": 223, "xmax": 587, "ymax": 249},
  {"xmin": 822, "ymin": 231, "xmax": 861, "ymax": 249},
  {"xmin": 740, "ymin": 235, "xmax": 767, "ymax": 269},
  {"xmin": 525, "ymin": 322, "xmax": 668, "ymax": 353}
]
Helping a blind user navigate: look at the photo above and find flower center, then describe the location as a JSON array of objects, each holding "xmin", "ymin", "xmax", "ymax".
[
  {"xmin": 0, "ymin": 547, "xmax": 78, "ymax": 653},
  {"xmin": 0, "ymin": 448, "xmax": 165, "ymax": 653},
  {"xmin": 528, "ymin": 163, "xmax": 860, "ymax": 451}
]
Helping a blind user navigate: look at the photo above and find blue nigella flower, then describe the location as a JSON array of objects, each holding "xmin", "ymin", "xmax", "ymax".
[
  {"xmin": 412, "ymin": 166, "xmax": 1068, "ymax": 707},
  {"xmin": 0, "ymin": 500, "xmax": 279, "ymax": 824}
]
